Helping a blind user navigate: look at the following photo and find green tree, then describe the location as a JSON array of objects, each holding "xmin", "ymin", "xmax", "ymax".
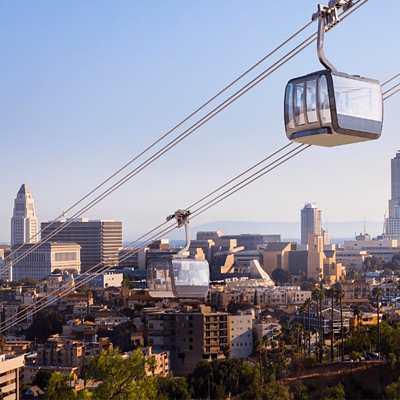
[
  {"xmin": 33, "ymin": 369, "xmax": 52, "ymax": 391},
  {"xmin": 45, "ymin": 373, "xmax": 78, "ymax": 400},
  {"xmin": 156, "ymin": 374, "xmax": 191, "ymax": 400},
  {"xmin": 260, "ymin": 379, "xmax": 294, "ymax": 400},
  {"xmin": 385, "ymin": 377, "xmax": 400, "ymax": 399},
  {"xmin": 363, "ymin": 256, "xmax": 383, "ymax": 272},
  {"xmin": 188, "ymin": 358, "xmax": 256, "ymax": 399},
  {"xmin": 46, "ymin": 348, "xmax": 156, "ymax": 400},
  {"xmin": 25, "ymin": 310, "xmax": 63, "ymax": 343},
  {"xmin": 271, "ymin": 268, "xmax": 292, "ymax": 284},
  {"xmin": 320, "ymin": 383, "xmax": 345, "ymax": 400},
  {"xmin": 293, "ymin": 383, "xmax": 311, "ymax": 400}
]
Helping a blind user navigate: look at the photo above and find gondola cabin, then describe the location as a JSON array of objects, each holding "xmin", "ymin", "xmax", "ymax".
[
  {"xmin": 147, "ymin": 258, "xmax": 209, "ymax": 298},
  {"xmin": 284, "ymin": 69, "xmax": 383, "ymax": 147}
]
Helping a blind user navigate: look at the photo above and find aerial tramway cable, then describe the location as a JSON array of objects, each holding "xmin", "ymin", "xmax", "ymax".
[
  {"xmin": 1, "ymin": 0, "xmax": 368, "ymax": 277},
  {"xmin": 2, "ymin": 15, "xmax": 320, "ymax": 273},
  {"xmin": 0, "ymin": 142, "xmax": 309, "ymax": 333},
  {"xmin": 0, "ymin": 0, "xmax": 379, "ymax": 331},
  {"xmin": 5, "ymin": 69, "xmax": 400, "ymax": 332}
]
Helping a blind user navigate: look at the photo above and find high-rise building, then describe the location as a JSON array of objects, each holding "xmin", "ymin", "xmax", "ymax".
[
  {"xmin": 11, "ymin": 184, "xmax": 38, "ymax": 246},
  {"xmin": 386, "ymin": 152, "xmax": 400, "ymax": 238},
  {"xmin": 41, "ymin": 218, "xmax": 122, "ymax": 272},
  {"xmin": 301, "ymin": 203, "xmax": 322, "ymax": 245}
]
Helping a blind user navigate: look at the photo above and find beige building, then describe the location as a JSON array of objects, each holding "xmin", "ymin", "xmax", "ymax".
[
  {"xmin": 338, "ymin": 282, "xmax": 370, "ymax": 300},
  {"xmin": 259, "ymin": 242, "xmax": 294, "ymax": 275},
  {"xmin": 141, "ymin": 346, "xmax": 170, "ymax": 377},
  {"xmin": 12, "ymin": 242, "xmax": 81, "ymax": 281},
  {"xmin": 307, "ymin": 235, "xmax": 344, "ymax": 283},
  {"xmin": 307, "ymin": 235, "xmax": 325, "ymax": 281},
  {"xmin": 0, "ymin": 354, "xmax": 25, "ymax": 400},
  {"xmin": 37, "ymin": 338, "xmax": 85, "ymax": 373}
]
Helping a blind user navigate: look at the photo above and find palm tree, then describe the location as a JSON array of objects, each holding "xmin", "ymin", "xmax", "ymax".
[
  {"xmin": 326, "ymin": 288, "xmax": 335, "ymax": 362},
  {"xmin": 334, "ymin": 285, "xmax": 345, "ymax": 362},
  {"xmin": 372, "ymin": 286, "xmax": 382, "ymax": 360},
  {"xmin": 305, "ymin": 297, "xmax": 313, "ymax": 355},
  {"xmin": 294, "ymin": 322, "xmax": 303, "ymax": 354},
  {"xmin": 313, "ymin": 288, "xmax": 325, "ymax": 362},
  {"xmin": 299, "ymin": 304, "xmax": 307, "ymax": 353}
]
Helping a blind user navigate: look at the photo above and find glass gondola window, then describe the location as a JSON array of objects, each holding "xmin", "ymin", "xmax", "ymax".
[
  {"xmin": 332, "ymin": 75, "xmax": 382, "ymax": 131},
  {"xmin": 295, "ymin": 84, "xmax": 305, "ymax": 125},
  {"xmin": 319, "ymin": 75, "xmax": 331, "ymax": 124},
  {"xmin": 172, "ymin": 259, "xmax": 209, "ymax": 295},
  {"xmin": 306, "ymin": 80, "xmax": 318, "ymax": 123},
  {"xmin": 285, "ymin": 83, "xmax": 295, "ymax": 130},
  {"xmin": 151, "ymin": 261, "xmax": 173, "ymax": 292}
]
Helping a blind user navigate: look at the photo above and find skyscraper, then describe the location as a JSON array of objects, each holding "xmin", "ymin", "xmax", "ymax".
[
  {"xmin": 41, "ymin": 218, "xmax": 122, "ymax": 272},
  {"xmin": 11, "ymin": 184, "xmax": 38, "ymax": 246},
  {"xmin": 386, "ymin": 152, "xmax": 400, "ymax": 238},
  {"xmin": 301, "ymin": 203, "xmax": 322, "ymax": 245}
]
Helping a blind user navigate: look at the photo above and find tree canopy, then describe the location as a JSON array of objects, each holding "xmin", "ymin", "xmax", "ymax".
[
  {"xmin": 25, "ymin": 310, "xmax": 63, "ymax": 343},
  {"xmin": 46, "ymin": 348, "xmax": 157, "ymax": 400},
  {"xmin": 272, "ymin": 268, "xmax": 292, "ymax": 284}
]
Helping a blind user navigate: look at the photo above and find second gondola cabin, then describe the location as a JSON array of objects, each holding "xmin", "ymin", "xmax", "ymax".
[
  {"xmin": 284, "ymin": 69, "xmax": 383, "ymax": 147},
  {"xmin": 147, "ymin": 257, "xmax": 209, "ymax": 298}
]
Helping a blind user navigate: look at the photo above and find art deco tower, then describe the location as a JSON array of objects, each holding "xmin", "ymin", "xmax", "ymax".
[{"xmin": 11, "ymin": 184, "xmax": 38, "ymax": 246}]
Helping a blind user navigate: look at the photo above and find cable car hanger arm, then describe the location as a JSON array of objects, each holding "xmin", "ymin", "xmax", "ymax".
[
  {"xmin": 166, "ymin": 209, "xmax": 191, "ymax": 256},
  {"xmin": 312, "ymin": 0, "xmax": 354, "ymax": 71}
]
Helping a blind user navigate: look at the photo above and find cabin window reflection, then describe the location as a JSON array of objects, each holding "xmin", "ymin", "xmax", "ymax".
[
  {"xmin": 295, "ymin": 84, "xmax": 305, "ymax": 126},
  {"xmin": 332, "ymin": 75, "xmax": 382, "ymax": 121},
  {"xmin": 319, "ymin": 75, "xmax": 331, "ymax": 124},
  {"xmin": 285, "ymin": 83, "xmax": 295, "ymax": 130},
  {"xmin": 306, "ymin": 80, "xmax": 317, "ymax": 123}
]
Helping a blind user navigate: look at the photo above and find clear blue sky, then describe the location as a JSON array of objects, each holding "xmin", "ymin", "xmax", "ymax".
[{"xmin": 0, "ymin": 0, "xmax": 399, "ymax": 242}]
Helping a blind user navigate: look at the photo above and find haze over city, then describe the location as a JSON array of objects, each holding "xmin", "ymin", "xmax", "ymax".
[{"xmin": 1, "ymin": 1, "xmax": 399, "ymax": 243}]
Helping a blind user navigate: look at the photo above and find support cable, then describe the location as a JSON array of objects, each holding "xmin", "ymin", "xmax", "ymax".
[
  {"xmin": 0, "ymin": 0, "xmax": 373, "ymax": 331},
  {"xmin": 2, "ymin": 0, "xmax": 367, "ymax": 276}
]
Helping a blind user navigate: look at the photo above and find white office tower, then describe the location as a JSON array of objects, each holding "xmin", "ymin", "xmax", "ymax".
[
  {"xmin": 301, "ymin": 203, "xmax": 322, "ymax": 245},
  {"xmin": 387, "ymin": 152, "xmax": 400, "ymax": 238},
  {"xmin": 11, "ymin": 184, "xmax": 38, "ymax": 246}
]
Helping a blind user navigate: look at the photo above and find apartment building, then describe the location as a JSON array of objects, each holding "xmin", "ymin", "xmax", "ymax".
[{"xmin": 0, "ymin": 353, "xmax": 25, "ymax": 400}]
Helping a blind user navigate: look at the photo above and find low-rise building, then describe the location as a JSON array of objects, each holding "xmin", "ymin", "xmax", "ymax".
[{"xmin": 12, "ymin": 242, "xmax": 81, "ymax": 281}]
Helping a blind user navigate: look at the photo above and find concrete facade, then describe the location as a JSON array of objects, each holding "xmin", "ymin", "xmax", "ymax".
[
  {"xmin": 41, "ymin": 218, "xmax": 122, "ymax": 272},
  {"xmin": 12, "ymin": 242, "xmax": 81, "ymax": 281}
]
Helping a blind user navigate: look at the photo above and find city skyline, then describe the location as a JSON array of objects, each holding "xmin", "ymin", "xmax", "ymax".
[{"xmin": 1, "ymin": 1, "xmax": 399, "ymax": 243}]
